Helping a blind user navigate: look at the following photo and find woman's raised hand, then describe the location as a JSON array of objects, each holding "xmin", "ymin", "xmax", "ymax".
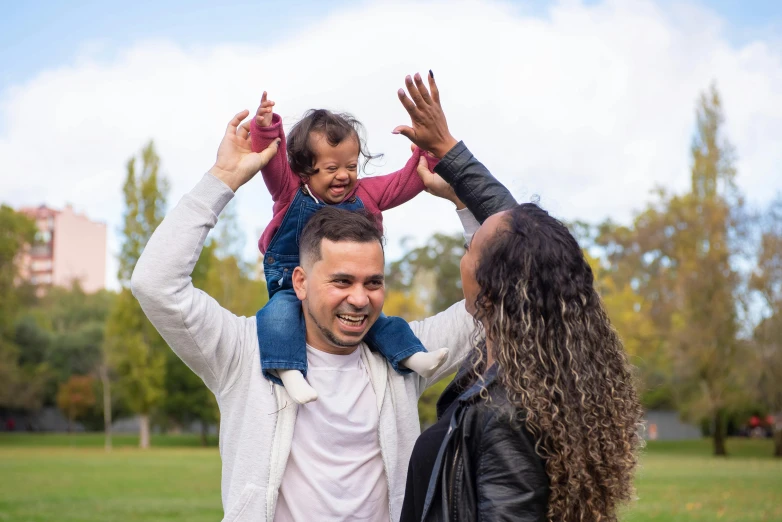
[{"xmin": 393, "ymin": 71, "xmax": 459, "ymax": 159}]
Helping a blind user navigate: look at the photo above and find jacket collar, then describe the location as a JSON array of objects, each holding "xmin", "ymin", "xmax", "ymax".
[{"xmin": 458, "ymin": 363, "xmax": 500, "ymax": 403}]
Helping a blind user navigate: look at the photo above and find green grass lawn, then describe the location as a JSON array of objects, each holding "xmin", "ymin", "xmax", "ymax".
[{"xmin": 0, "ymin": 435, "xmax": 780, "ymax": 521}]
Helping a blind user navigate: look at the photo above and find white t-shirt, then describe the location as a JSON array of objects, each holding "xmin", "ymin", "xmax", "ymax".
[{"xmin": 275, "ymin": 345, "xmax": 390, "ymax": 522}]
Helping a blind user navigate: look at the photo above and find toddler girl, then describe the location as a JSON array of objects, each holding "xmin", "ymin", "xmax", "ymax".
[{"xmin": 251, "ymin": 92, "xmax": 448, "ymax": 404}]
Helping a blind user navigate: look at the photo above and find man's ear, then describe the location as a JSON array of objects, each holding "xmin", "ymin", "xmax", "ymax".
[{"xmin": 292, "ymin": 266, "xmax": 307, "ymax": 301}]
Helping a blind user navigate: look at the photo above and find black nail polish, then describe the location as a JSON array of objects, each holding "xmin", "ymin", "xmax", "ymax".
[{"xmin": 429, "ymin": 69, "xmax": 434, "ymax": 79}]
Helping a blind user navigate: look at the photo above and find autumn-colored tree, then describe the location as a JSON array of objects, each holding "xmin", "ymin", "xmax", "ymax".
[
  {"xmin": 56, "ymin": 375, "xmax": 96, "ymax": 432},
  {"xmin": 380, "ymin": 289, "xmax": 427, "ymax": 322},
  {"xmin": 596, "ymin": 85, "xmax": 745, "ymax": 455},
  {"xmin": 387, "ymin": 233, "xmax": 465, "ymax": 315},
  {"xmin": 749, "ymin": 195, "xmax": 782, "ymax": 457}
]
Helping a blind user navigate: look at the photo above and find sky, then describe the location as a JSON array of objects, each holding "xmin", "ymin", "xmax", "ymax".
[{"xmin": 2, "ymin": 0, "xmax": 781, "ymax": 290}]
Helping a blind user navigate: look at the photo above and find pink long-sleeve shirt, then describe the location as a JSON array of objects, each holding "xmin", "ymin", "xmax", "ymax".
[{"xmin": 251, "ymin": 114, "xmax": 435, "ymax": 254}]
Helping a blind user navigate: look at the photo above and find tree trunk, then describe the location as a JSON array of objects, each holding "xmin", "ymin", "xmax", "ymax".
[
  {"xmin": 100, "ymin": 365, "xmax": 112, "ymax": 452},
  {"xmin": 66, "ymin": 415, "xmax": 72, "ymax": 433},
  {"xmin": 201, "ymin": 421, "xmax": 208, "ymax": 447},
  {"xmin": 139, "ymin": 414, "xmax": 150, "ymax": 449},
  {"xmin": 713, "ymin": 410, "xmax": 728, "ymax": 456}
]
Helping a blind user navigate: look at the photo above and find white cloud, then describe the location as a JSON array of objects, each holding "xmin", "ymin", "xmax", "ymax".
[{"xmin": 2, "ymin": 0, "xmax": 781, "ymax": 290}]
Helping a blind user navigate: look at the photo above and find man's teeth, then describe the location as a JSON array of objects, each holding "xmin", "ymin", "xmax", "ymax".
[{"xmin": 338, "ymin": 314, "xmax": 365, "ymax": 325}]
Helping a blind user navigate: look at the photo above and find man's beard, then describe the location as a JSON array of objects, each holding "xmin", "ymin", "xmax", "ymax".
[{"xmin": 306, "ymin": 304, "xmax": 364, "ymax": 349}]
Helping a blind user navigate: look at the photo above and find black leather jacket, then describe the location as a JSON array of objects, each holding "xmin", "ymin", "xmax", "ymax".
[
  {"xmin": 421, "ymin": 365, "xmax": 549, "ymax": 522},
  {"xmin": 433, "ymin": 141, "xmax": 518, "ymax": 224},
  {"xmin": 421, "ymin": 143, "xmax": 548, "ymax": 521}
]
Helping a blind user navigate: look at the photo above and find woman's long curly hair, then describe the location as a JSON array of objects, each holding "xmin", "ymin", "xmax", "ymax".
[{"xmin": 472, "ymin": 203, "xmax": 643, "ymax": 522}]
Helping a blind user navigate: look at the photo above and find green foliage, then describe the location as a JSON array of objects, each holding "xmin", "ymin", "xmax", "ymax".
[
  {"xmin": 161, "ymin": 350, "xmax": 218, "ymax": 442},
  {"xmin": 118, "ymin": 141, "xmax": 169, "ymax": 286},
  {"xmin": 18, "ymin": 284, "xmax": 115, "ymax": 384},
  {"xmin": 106, "ymin": 141, "xmax": 169, "ymax": 443},
  {"xmin": 106, "ymin": 289, "xmax": 167, "ymax": 415},
  {"xmin": 13, "ymin": 314, "xmax": 52, "ymax": 368},
  {"xmin": 0, "ymin": 206, "xmax": 43, "ymax": 411},
  {"xmin": 8, "ymin": 283, "xmax": 118, "ymax": 432},
  {"xmin": 387, "ymin": 233, "xmax": 464, "ymax": 315}
]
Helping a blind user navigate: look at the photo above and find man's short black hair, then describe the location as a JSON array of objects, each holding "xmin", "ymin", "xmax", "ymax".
[{"xmin": 299, "ymin": 207, "xmax": 384, "ymax": 268}]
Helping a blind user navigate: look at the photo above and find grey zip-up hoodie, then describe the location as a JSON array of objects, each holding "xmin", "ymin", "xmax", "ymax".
[{"xmin": 131, "ymin": 172, "xmax": 480, "ymax": 522}]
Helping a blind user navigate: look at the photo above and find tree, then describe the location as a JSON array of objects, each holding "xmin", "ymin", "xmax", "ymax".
[
  {"xmin": 105, "ymin": 141, "xmax": 169, "ymax": 448},
  {"xmin": 749, "ymin": 196, "xmax": 782, "ymax": 457},
  {"xmin": 161, "ymin": 351, "xmax": 219, "ymax": 445},
  {"xmin": 596, "ymin": 85, "xmax": 745, "ymax": 455},
  {"xmin": 35, "ymin": 284, "xmax": 113, "ymax": 381},
  {"xmin": 56, "ymin": 375, "xmax": 96, "ymax": 432},
  {"xmin": 0, "ymin": 205, "xmax": 36, "ymax": 325},
  {"xmin": 382, "ymin": 289, "xmax": 427, "ymax": 322},
  {"xmin": 387, "ymin": 233, "xmax": 465, "ymax": 315},
  {"xmin": 13, "ymin": 283, "xmax": 118, "ymax": 439},
  {"xmin": 0, "ymin": 206, "xmax": 47, "ymax": 413},
  {"xmin": 669, "ymin": 85, "xmax": 745, "ymax": 456},
  {"xmin": 200, "ymin": 254, "xmax": 268, "ymax": 315}
]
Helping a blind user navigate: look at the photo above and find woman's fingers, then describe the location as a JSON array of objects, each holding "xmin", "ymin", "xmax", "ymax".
[
  {"xmin": 413, "ymin": 73, "xmax": 433, "ymax": 105},
  {"xmin": 392, "ymin": 125, "xmax": 415, "ymax": 141},
  {"xmin": 405, "ymin": 75, "xmax": 425, "ymax": 107},
  {"xmin": 428, "ymin": 71, "xmax": 440, "ymax": 105},
  {"xmin": 255, "ymin": 138, "xmax": 281, "ymax": 166},
  {"xmin": 397, "ymin": 88, "xmax": 419, "ymax": 117}
]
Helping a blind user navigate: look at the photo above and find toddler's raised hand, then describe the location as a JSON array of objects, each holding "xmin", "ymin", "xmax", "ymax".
[{"xmin": 255, "ymin": 91, "xmax": 275, "ymax": 128}]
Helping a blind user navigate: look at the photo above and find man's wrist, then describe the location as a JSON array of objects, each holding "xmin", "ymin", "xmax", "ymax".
[{"xmin": 208, "ymin": 165, "xmax": 240, "ymax": 192}]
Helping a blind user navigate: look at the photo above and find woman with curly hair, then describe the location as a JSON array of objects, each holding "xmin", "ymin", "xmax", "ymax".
[{"xmin": 394, "ymin": 72, "xmax": 644, "ymax": 522}]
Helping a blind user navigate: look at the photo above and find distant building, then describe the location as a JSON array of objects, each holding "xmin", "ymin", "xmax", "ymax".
[{"xmin": 17, "ymin": 204, "xmax": 106, "ymax": 293}]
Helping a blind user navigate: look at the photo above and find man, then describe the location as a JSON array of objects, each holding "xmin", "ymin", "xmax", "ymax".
[{"xmin": 131, "ymin": 74, "xmax": 481, "ymax": 521}]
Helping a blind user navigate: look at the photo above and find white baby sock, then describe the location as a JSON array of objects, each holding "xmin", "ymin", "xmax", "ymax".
[
  {"xmin": 277, "ymin": 369, "xmax": 319, "ymax": 404},
  {"xmin": 401, "ymin": 348, "xmax": 449, "ymax": 379}
]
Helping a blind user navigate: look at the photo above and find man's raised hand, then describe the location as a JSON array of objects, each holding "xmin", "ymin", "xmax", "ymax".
[
  {"xmin": 209, "ymin": 110, "xmax": 280, "ymax": 192},
  {"xmin": 393, "ymin": 71, "xmax": 458, "ymax": 159},
  {"xmin": 255, "ymin": 91, "xmax": 275, "ymax": 128}
]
